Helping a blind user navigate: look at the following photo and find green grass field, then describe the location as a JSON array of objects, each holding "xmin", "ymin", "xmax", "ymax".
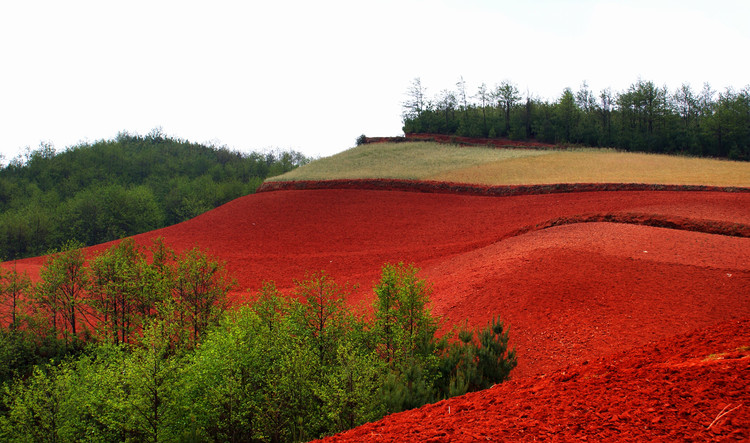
[{"xmin": 268, "ymin": 142, "xmax": 750, "ymax": 187}]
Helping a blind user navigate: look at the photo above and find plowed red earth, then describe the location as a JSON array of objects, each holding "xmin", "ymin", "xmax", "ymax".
[{"xmin": 5, "ymin": 184, "xmax": 750, "ymax": 441}]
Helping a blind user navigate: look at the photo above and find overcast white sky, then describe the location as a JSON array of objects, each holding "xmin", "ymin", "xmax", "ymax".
[{"xmin": 1, "ymin": 0, "xmax": 748, "ymax": 160}]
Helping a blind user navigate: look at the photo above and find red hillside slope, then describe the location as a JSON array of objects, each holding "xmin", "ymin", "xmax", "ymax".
[
  {"xmin": 5, "ymin": 184, "xmax": 749, "ymax": 439},
  {"xmin": 7, "ymin": 188, "xmax": 750, "ymax": 373}
]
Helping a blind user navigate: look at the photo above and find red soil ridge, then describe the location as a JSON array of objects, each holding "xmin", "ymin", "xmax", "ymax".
[
  {"xmin": 258, "ymin": 178, "xmax": 750, "ymax": 197},
  {"xmin": 3, "ymin": 182, "xmax": 749, "ymax": 441},
  {"xmin": 510, "ymin": 212, "xmax": 750, "ymax": 238}
]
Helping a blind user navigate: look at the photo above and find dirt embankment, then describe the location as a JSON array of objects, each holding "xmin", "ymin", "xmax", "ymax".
[{"xmin": 257, "ymin": 178, "xmax": 750, "ymax": 198}]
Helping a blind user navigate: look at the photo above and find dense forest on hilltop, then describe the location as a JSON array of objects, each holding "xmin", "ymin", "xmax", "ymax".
[
  {"xmin": 0, "ymin": 131, "xmax": 310, "ymax": 259},
  {"xmin": 402, "ymin": 77, "xmax": 750, "ymax": 160}
]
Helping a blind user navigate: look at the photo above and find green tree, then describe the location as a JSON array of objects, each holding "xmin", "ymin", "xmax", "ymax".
[
  {"xmin": 493, "ymin": 80, "xmax": 521, "ymax": 136},
  {"xmin": 0, "ymin": 266, "xmax": 31, "ymax": 330},
  {"xmin": 0, "ymin": 134, "xmax": 309, "ymax": 260},
  {"xmin": 101, "ymin": 185, "xmax": 165, "ymax": 241},
  {"xmin": 575, "ymin": 81, "xmax": 600, "ymax": 145},
  {"xmin": 54, "ymin": 346, "xmax": 130, "ymax": 442},
  {"xmin": 122, "ymin": 321, "xmax": 183, "ymax": 442},
  {"xmin": 435, "ymin": 89, "xmax": 458, "ymax": 133},
  {"xmin": 34, "ymin": 241, "xmax": 89, "ymax": 343},
  {"xmin": 473, "ymin": 317, "xmax": 516, "ymax": 389},
  {"xmin": 88, "ymin": 238, "xmax": 169, "ymax": 345},
  {"xmin": 672, "ymin": 83, "xmax": 700, "ymax": 152},
  {"xmin": 598, "ymin": 87, "xmax": 615, "ymax": 145},
  {"xmin": 293, "ymin": 271, "xmax": 350, "ymax": 368},
  {"xmin": 557, "ymin": 87, "xmax": 578, "ymax": 143},
  {"xmin": 373, "ymin": 263, "xmax": 440, "ymax": 413},
  {"xmin": 182, "ymin": 306, "xmax": 264, "ymax": 442},
  {"xmin": 316, "ymin": 340, "xmax": 384, "ymax": 434},
  {"xmin": 173, "ymin": 247, "xmax": 235, "ymax": 346}
]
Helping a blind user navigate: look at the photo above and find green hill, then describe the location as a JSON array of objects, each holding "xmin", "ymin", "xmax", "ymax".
[{"xmin": 0, "ymin": 133, "xmax": 309, "ymax": 259}]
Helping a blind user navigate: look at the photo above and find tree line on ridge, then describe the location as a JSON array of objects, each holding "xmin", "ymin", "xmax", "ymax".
[{"xmin": 402, "ymin": 77, "xmax": 750, "ymax": 160}]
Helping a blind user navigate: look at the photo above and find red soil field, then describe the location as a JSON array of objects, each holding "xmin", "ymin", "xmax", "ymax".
[{"xmin": 4, "ymin": 183, "xmax": 750, "ymax": 440}]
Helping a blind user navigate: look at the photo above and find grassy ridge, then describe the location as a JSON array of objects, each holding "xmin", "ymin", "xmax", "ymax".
[
  {"xmin": 428, "ymin": 150, "xmax": 750, "ymax": 186},
  {"xmin": 268, "ymin": 142, "xmax": 546, "ymax": 181},
  {"xmin": 269, "ymin": 142, "xmax": 750, "ymax": 187}
]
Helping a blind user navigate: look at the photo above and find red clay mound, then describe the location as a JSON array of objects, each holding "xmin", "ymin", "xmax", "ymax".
[
  {"xmin": 423, "ymin": 222, "xmax": 750, "ymax": 378},
  {"xmin": 315, "ymin": 318, "xmax": 750, "ymax": 442}
]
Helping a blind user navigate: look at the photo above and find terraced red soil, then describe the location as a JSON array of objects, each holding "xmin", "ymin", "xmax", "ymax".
[{"xmin": 4, "ymin": 183, "xmax": 750, "ymax": 441}]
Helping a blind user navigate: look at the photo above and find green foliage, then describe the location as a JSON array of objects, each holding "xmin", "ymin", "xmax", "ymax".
[
  {"xmin": 173, "ymin": 247, "xmax": 236, "ymax": 346},
  {"xmin": 294, "ymin": 271, "xmax": 350, "ymax": 367},
  {"xmin": 316, "ymin": 340, "xmax": 384, "ymax": 433},
  {"xmin": 34, "ymin": 241, "xmax": 89, "ymax": 344},
  {"xmin": 181, "ymin": 306, "xmax": 264, "ymax": 442},
  {"xmin": 0, "ymin": 329, "xmax": 40, "ymax": 385},
  {"xmin": 0, "ymin": 365, "xmax": 63, "ymax": 442},
  {"xmin": 0, "ymin": 266, "xmax": 30, "ymax": 331},
  {"xmin": 89, "ymin": 238, "xmax": 173, "ymax": 345},
  {"xmin": 374, "ymin": 263, "xmax": 437, "ymax": 366},
  {"xmin": 0, "ymin": 134, "xmax": 311, "ymax": 260},
  {"xmin": 371, "ymin": 263, "xmax": 514, "ymax": 413},
  {"xmin": 122, "ymin": 321, "xmax": 184, "ymax": 442},
  {"xmin": 438, "ymin": 318, "xmax": 517, "ymax": 397}
]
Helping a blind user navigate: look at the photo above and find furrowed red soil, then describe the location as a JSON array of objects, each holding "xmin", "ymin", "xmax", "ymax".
[{"xmin": 4, "ymin": 184, "xmax": 749, "ymax": 441}]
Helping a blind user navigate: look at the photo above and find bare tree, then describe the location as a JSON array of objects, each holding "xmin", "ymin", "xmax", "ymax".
[
  {"xmin": 576, "ymin": 81, "xmax": 596, "ymax": 112},
  {"xmin": 402, "ymin": 77, "xmax": 427, "ymax": 121},
  {"xmin": 473, "ymin": 83, "xmax": 491, "ymax": 134}
]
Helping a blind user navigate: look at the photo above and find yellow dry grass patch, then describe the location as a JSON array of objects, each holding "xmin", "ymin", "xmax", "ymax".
[
  {"xmin": 270, "ymin": 142, "xmax": 750, "ymax": 187},
  {"xmin": 267, "ymin": 142, "xmax": 547, "ymax": 181},
  {"xmin": 427, "ymin": 150, "xmax": 750, "ymax": 186}
]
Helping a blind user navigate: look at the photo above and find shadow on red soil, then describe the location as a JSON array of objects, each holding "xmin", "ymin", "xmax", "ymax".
[{"xmin": 4, "ymin": 181, "xmax": 749, "ymax": 441}]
